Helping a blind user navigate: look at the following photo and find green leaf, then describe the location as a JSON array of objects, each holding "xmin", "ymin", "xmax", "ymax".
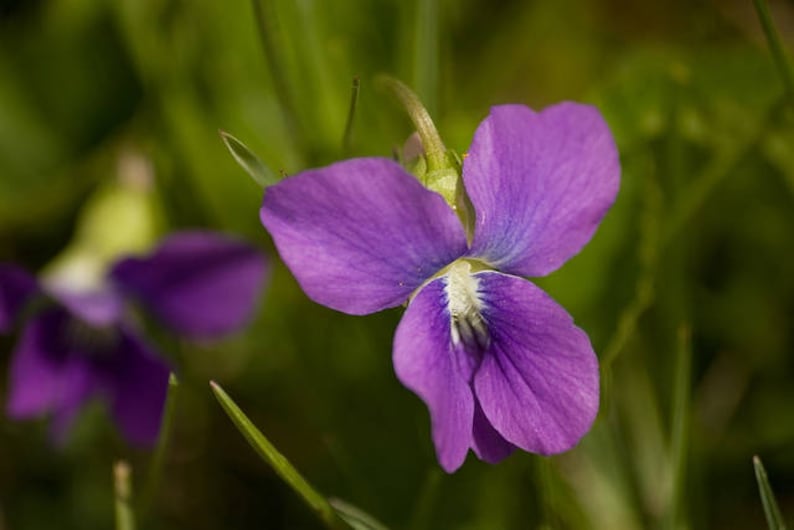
[
  {"xmin": 753, "ymin": 455, "xmax": 788, "ymax": 530},
  {"xmin": 209, "ymin": 381, "xmax": 349, "ymax": 530},
  {"xmin": 219, "ymin": 130, "xmax": 279, "ymax": 188},
  {"xmin": 329, "ymin": 498, "xmax": 390, "ymax": 530}
]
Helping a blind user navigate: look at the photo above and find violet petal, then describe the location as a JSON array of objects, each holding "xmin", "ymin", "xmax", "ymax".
[
  {"xmin": 108, "ymin": 329, "xmax": 171, "ymax": 446},
  {"xmin": 111, "ymin": 231, "xmax": 267, "ymax": 339},
  {"xmin": 0, "ymin": 264, "xmax": 39, "ymax": 333},
  {"xmin": 464, "ymin": 103, "xmax": 620, "ymax": 277},
  {"xmin": 260, "ymin": 158, "xmax": 467, "ymax": 315},
  {"xmin": 393, "ymin": 277, "xmax": 474, "ymax": 472},
  {"xmin": 473, "ymin": 272, "xmax": 599, "ymax": 454},
  {"xmin": 46, "ymin": 288, "xmax": 124, "ymax": 328},
  {"xmin": 471, "ymin": 399, "xmax": 515, "ymax": 463},
  {"xmin": 6, "ymin": 308, "xmax": 97, "ymax": 441}
]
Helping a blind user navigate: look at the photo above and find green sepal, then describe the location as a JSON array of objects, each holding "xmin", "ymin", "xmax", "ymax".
[{"xmin": 220, "ymin": 130, "xmax": 279, "ymax": 189}]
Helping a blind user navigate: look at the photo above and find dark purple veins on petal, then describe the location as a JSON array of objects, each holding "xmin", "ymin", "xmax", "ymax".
[
  {"xmin": 260, "ymin": 158, "xmax": 468, "ymax": 315},
  {"xmin": 471, "ymin": 271, "xmax": 599, "ymax": 455},
  {"xmin": 464, "ymin": 103, "xmax": 620, "ymax": 277}
]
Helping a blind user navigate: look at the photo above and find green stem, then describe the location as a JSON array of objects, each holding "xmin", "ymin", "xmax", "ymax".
[
  {"xmin": 376, "ymin": 76, "xmax": 447, "ymax": 171},
  {"xmin": 342, "ymin": 76, "xmax": 361, "ymax": 156},
  {"xmin": 752, "ymin": 0, "xmax": 794, "ymax": 98},
  {"xmin": 114, "ymin": 461, "xmax": 136, "ymax": 530}
]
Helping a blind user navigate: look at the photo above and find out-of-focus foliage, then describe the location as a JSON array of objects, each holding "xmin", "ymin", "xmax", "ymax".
[{"xmin": 0, "ymin": 0, "xmax": 793, "ymax": 529}]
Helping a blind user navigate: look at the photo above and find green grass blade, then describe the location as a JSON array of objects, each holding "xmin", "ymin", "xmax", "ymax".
[
  {"xmin": 209, "ymin": 381, "xmax": 349, "ymax": 530},
  {"xmin": 251, "ymin": 0, "xmax": 306, "ymax": 155},
  {"xmin": 601, "ymin": 169, "xmax": 661, "ymax": 373},
  {"xmin": 666, "ymin": 325, "xmax": 692, "ymax": 529},
  {"xmin": 114, "ymin": 461, "xmax": 136, "ymax": 530},
  {"xmin": 342, "ymin": 76, "xmax": 361, "ymax": 156},
  {"xmin": 752, "ymin": 0, "xmax": 794, "ymax": 98},
  {"xmin": 140, "ymin": 373, "xmax": 179, "ymax": 515},
  {"xmin": 219, "ymin": 130, "xmax": 279, "ymax": 188},
  {"xmin": 413, "ymin": 0, "xmax": 439, "ymax": 116},
  {"xmin": 754, "ymin": 456, "xmax": 788, "ymax": 530},
  {"xmin": 329, "ymin": 498, "xmax": 390, "ymax": 530},
  {"xmin": 409, "ymin": 469, "xmax": 442, "ymax": 530}
]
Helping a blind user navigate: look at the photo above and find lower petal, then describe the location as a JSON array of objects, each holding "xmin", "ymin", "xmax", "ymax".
[
  {"xmin": 392, "ymin": 278, "xmax": 474, "ymax": 473},
  {"xmin": 473, "ymin": 272, "xmax": 599, "ymax": 455},
  {"xmin": 6, "ymin": 310, "xmax": 68, "ymax": 418},
  {"xmin": 471, "ymin": 399, "xmax": 515, "ymax": 463},
  {"xmin": 6, "ymin": 309, "xmax": 98, "ymax": 441},
  {"xmin": 109, "ymin": 329, "xmax": 171, "ymax": 446}
]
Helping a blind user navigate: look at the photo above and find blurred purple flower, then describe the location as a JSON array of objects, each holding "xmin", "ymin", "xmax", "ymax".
[
  {"xmin": 259, "ymin": 103, "xmax": 620, "ymax": 472},
  {"xmin": 1, "ymin": 231, "xmax": 267, "ymax": 445}
]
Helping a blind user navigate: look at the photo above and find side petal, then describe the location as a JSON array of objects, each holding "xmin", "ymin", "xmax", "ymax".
[
  {"xmin": 393, "ymin": 278, "xmax": 474, "ymax": 472},
  {"xmin": 0, "ymin": 264, "xmax": 39, "ymax": 333},
  {"xmin": 260, "ymin": 158, "xmax": 468, "ymax": 315},
  {"xmin": 473, "ymin": 272, "xmax": 599, "ymax": 455},
  {"xmin": 108, "ymin": 329, "xmax": 171, "ymax": 446},
  {"xmin": 110, "ymin": 231, "xmax": 268, "ymax": 339},
  {"xmin": 6, "ymin": 309, "xmax": 97, "ymax": 440},
  {"xmin": 464, "ymin": 103, "xmax": 620, "ymax": 276}
]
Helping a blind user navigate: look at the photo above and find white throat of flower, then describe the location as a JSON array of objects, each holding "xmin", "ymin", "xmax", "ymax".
[{"xmin": 445, "ymin": 261, "xmax": 489, "ymax": 350}]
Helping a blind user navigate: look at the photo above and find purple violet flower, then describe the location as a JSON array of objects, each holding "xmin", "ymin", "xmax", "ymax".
[
  {"xmin": 259, "ymin": 103, "xmax": 620, "ymax": 472},
  {"xmin": 1, "ymin": 231, "xmax": 267, "ymax": 445}
]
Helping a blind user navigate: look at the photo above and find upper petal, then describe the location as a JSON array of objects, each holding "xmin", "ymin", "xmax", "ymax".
[
  {"xmin": 472, "ymin": 272, "xmax": 599, "ymax": 455},
  {"xmin": 464, "ymin": 103, "xmax": 620, "ymax": 276},
  {"xmin": 260, "ymin": 158, "xmax": 468, "ymax": 315},
  {"xmin": 392, "ymin": 277, "xmax": 474, "ymax": 472},
  {"xmin": 110, "ymin": 231, "xmax": 268, "ymax": 339},
  {"xmin": 107, "ymin": 329, "xmax": 171, "ymax": 446},
  {"xmin": 0, "ymin": 264, "xmax": 39, "ymax": 333}
]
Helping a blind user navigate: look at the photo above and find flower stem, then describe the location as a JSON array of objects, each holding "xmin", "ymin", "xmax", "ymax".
[
  {"xmin": 114, "ymin": 461, "xmax": 136, "ymax": 530},
  {"xmin": 376, "ymin": 76, "xmax": 447, "ymax": 171}
]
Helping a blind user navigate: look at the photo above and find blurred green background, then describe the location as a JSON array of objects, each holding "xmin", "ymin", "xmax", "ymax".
[{"xmin": 1, "ymin": 0, "xmax": 793, "ymax": 528}]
